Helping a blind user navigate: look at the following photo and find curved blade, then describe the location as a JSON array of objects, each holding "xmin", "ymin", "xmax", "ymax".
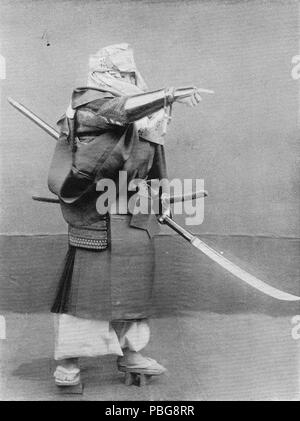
[
  {"xmin": 191, "ymin": 237, "xmax": 300, "ymax": 301},
  {"xmin": 162, "ymin": 216, "xmax": 300, "ymax": 301}
]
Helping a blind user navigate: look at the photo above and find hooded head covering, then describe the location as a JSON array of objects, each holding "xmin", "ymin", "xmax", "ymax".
[
  {"xmin": 87, "ymin": 43, "xmax": 148, "ymax": 95},
  {"xmin": 87, "ymin": 43, "xmax": 170, "ymax": 144}
]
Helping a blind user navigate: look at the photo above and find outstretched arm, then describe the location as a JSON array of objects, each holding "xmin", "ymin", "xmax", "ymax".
[
  {"xmin": 77, "ymin": 86, "xmax": 210, "ymax": 128},
  {"xmin": 125, "ymin": 86, "xmax": 212, "ymax": 121}
]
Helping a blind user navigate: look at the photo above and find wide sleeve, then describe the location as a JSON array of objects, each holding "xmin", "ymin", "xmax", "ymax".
[
  {"xmin": 48, "ymin": 108, "xmax": 137, "ymax": 204},
  {"xmin": 48, "ymin": 87, "xmax": 169, "ymax": 204},
  {"xmin": 47, "ymin": 129, "xmax": 95, "ymax": 203}
]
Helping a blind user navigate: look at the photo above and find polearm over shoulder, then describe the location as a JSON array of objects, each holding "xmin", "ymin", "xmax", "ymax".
[
  {"xmin": 7, "ymin": 97, "xmax": 59, "ymax": 140},
  {"xmin": 8, "ymin": 95, "xmax": 300, "ymax": 302}
]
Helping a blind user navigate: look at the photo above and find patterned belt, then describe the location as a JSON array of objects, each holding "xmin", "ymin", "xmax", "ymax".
[{"xmin": 68, "ymin": 218, "xmax": 108, "ymax": 250}]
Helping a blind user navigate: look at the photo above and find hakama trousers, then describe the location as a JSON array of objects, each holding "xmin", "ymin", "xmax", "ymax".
[{"xmin": 54, "ymin": 314, "xmax": 150, "ymax": 360}]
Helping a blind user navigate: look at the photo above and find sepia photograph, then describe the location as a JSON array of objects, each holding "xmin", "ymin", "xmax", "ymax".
[{"xmin": 0, "ymin": 0, "xmax": 299, "ymax": 403}]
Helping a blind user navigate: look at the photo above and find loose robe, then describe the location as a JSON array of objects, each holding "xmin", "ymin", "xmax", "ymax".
[{"xmin": 48, "ymin": 87, "xmax": 168, "ymax": 320}]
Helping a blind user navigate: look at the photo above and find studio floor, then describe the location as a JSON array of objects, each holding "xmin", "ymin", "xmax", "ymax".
[{"xmin": 0, "ymin": 311, "xmax": 299, "ymax": 401}]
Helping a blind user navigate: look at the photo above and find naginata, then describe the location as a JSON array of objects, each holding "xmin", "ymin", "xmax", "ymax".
[{"xmin": 46, "ymin": 43, "xmax": 206, "ymax": 387}]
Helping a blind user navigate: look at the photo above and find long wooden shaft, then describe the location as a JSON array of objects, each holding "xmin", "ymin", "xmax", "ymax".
[{"xmin": 8, "ymin": 97, "xmax": 59, "ymax": 140}]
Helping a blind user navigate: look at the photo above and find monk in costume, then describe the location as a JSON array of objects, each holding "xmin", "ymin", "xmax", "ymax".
[{"xmin": 48, "ymin": 43, "xmax": 203, "ymax": 387}]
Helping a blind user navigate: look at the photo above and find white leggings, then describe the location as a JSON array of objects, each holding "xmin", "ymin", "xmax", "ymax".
[{"xmin": 54, "ymin": 314, "xmax": 150, "ymax": 360}]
